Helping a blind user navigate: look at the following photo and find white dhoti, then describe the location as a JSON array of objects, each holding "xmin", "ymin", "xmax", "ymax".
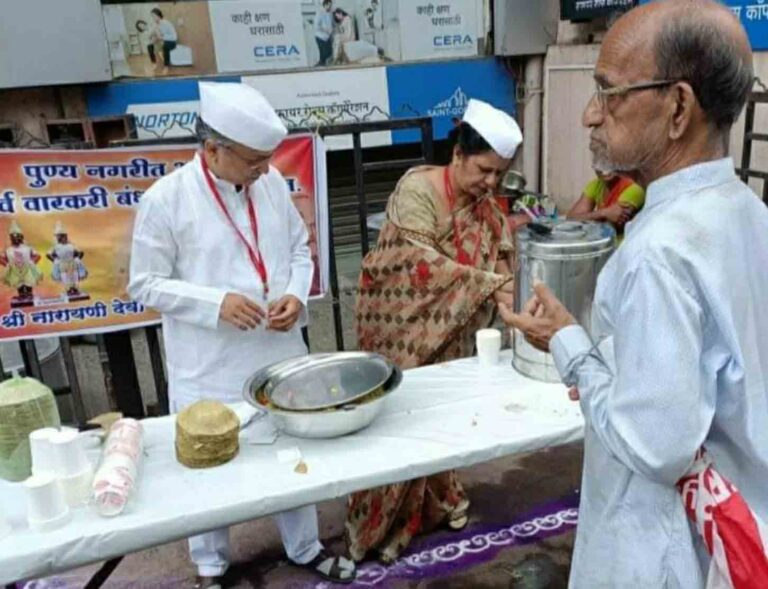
[{"xmin": 171, "ymin": 395, "xmax": 322, "ymax": 576}]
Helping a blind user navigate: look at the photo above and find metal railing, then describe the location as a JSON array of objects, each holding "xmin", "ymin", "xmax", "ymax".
[
  {"xmin": 738, "ymin": 91, "xmax": 768, "ymax": 205},
  {"xmin": 306, "ymin": 117, "xmax": 435, "ymax": 350}
]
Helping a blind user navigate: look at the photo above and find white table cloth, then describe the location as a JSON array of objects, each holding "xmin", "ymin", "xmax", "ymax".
[{"xmin": 0, "ymin": 351, "xmax": 584, "ymax": 584}]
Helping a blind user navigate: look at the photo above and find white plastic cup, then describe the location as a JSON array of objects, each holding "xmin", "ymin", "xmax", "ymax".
[
  {"xmin": 50, "ymin": 429, "xmax": 91, "ymax": 478},
  {"xmin": 476, "ymin": 329, "xmax": 502, "ymax": 367},
  {"xmin": 24, "ymin": 474, "xmax": 71, "ymax": 532},
  {"xmin": 60, "ymin": 466, "xmax": 94, "ymax": 507},
  {"xmin": 29, "ymin": 428, "xmax": 59, "ymax": 477}
]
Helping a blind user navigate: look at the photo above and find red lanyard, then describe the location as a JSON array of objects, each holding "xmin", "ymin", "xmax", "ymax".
[
  {"xmin": 200, "ymin": 156, "xmax": 269, "ymax": 298},
  {"xmin": 443, "ymin": 166, "xmax": 483, "ymax": 267}
]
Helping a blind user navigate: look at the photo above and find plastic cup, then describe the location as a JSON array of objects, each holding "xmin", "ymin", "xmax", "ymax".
[
  {"xmin": 60, "ymin": 466, "xmax": 94, "ymax": 507},
  {"xmin": 476, "ymin": 329, "xmax": 502, "ymax": 367},
  {"xmin": 50, "ymin": 429, "xmax": 90, "ymax": 478},
  {"xmin": 24, "ymin": 474, "xmax": 71, "ymax": 532},
  {"xmin": 29, "ymin": 428, "xmax": 59, "ymax": 477}
]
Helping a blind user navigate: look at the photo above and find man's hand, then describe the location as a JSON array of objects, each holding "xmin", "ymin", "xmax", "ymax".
[
  {"xmin": 268, "ymin": 295, "xmax": 303, "ymax": 332},
  {"xmin": 497, "ymin": 283, "xmax": 576, "ymax": 352},
  {"xmin": 220, "ymin": 293, "xmax": 266, "ymax": 331}
]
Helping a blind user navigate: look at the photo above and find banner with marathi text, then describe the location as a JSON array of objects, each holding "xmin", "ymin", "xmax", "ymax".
[{"xmin": 0, "ymin": 134, "xmax": 327, "ymax": 341}]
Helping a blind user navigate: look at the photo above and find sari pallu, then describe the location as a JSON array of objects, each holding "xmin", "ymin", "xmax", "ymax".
[{"xmin": 347, "ymin": 167, "xmax": 513, "ymax": 562}]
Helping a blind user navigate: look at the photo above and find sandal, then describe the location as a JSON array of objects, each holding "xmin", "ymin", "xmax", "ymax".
[
  {"xmin": 298, "ymin": 549, "xmax": 357, "ymax": 584},
  {"xmin": 446, "ymin": 499, "xmax": 470, "ymax": 531},
  {"xmin": 193, "ymin": 576, "xmax": 223, "ymax": 589},
  {"xmin": 447, "ymin": 513, "xmax": 469, "ymax": 530}
]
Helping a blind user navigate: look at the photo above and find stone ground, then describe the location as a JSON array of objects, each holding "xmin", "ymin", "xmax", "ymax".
[{"xmin": 20, "ymin": 250, "xmax": 583, "ymax": 589}]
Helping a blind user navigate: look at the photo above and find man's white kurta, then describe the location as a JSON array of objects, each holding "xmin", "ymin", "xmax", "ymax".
[
  {"xmin": 551, "ymin": 159, "xmax": 768, "ymax": 588},
  {"xmin": 129, "ymin": 153, "xmax": 313, "ymax": 408}
]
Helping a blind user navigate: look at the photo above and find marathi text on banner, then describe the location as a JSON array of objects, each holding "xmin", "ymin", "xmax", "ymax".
[
  {"xmin": 208, "ymin": 1, "xmax": 308, "ymax": 73},
  {"xmin": 0, "ymin": 136, "xmax": 327, "ymax": 341},
  {"xmin": 398, "ymin": 0, "xmax": 479, "ymax": 61}
]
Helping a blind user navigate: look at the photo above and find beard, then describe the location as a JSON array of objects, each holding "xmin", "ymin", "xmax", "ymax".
[{"xmin": 590, "ymin": 140, "xmax": 643, "ymax": 176}]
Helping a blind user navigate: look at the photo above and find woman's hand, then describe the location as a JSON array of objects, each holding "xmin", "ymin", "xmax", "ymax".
[
  {"xmin": 492, "ymin": 275, "xmax": 515, "ymax": 309},
  {"xmin": 601, "ymin": 203, "xmax": 635, "ymax": 226},
  {"xmin": 507, "ymin": 213, "xmax": 532, "ymax": 231},
  {"xmin": 498, "ymin": 279, "xmax": 515, "ymax": 294},
  {"xmin": 493, "ymin": 288, "xmax": 515, "ymax": 307}
]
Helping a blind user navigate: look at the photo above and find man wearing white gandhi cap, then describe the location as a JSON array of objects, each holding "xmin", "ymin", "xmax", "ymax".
[{"xmin": 129, "ymin": 82, "xmax": 356, "ymax": 587}]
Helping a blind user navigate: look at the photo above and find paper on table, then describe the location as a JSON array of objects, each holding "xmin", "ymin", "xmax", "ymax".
[
  {"xmin": 229, "ymin": 403, "xmax": 260, "ymax": 429},
  {"xmin": 240, "ymin": 419, "xmax": 278, "ymax": 446}
]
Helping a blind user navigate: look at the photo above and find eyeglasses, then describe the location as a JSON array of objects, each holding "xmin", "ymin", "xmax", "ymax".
[
  {"xmin": 592, "ymin": 79, "xmax": 681, "ymax": 110},
  {"xmin": 219, "ymin": 143, "xmax": 272, "ymax": 170}
]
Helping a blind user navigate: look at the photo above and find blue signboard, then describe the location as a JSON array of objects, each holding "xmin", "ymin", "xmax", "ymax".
[
  {"xmin": 386, "ymin": 57, "xmax": 517, "ymax": 145},
  {"xmin": 87, "ymin": 76, "xmax": 242, "ymax": 141},
  {"xmin": 638, "ymin": 0, "xmax": 768, "ymax": 50},
  {"xmin": 86, "ymin": 58, "xmax": 516, "ymax": 147},
  {"xmin": 86, "ymin": 76, "xmax": 241, "ymax": 117}
]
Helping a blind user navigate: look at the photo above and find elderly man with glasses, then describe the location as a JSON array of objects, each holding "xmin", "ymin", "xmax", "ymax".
[
  {"xmin": 500, "ymin": 1, "xmax": 768, "ymax": 587},
  {"xmin": 129, "ymin": 82, "xmax": 356, "ymax": 588}
]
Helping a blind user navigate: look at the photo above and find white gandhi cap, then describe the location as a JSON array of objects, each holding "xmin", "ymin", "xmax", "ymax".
[
  {"xmin": 461, "ymin": 99, "xmax": 522, "ymax": 160},
  {"xmin": 198, "ymin": 82, "xmax": 287, "ymax": 152}
]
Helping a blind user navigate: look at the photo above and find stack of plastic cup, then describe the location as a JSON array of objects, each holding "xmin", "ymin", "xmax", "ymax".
[
  {"xmin": 29, "ymin": 427, "xmax": 59, "ymax": 477},
  {"xmin": 93, "ymin": 419, "xmax": 143, "ymax": 517},
  {"xmin": 50, "ymin": 429, "xmax": 94, "ymax": 507},
  {"xmin": 24, "ymin": 474, "xmax": 71, "ymax": 532},
  {"xmin": 476, "ymin": 328, "xmax": 502, "ymax": 367}
]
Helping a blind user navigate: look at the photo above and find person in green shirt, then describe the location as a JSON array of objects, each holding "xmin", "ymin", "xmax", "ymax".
[{"xmin": 567, "ymin": 170, "xmax": 645, "ymax": 235}]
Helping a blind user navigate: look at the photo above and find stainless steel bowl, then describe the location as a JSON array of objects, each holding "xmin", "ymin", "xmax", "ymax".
[
  {"xmin": 248, "ymin": 352, "xmax": 395, "ymax": 411},
  {"xmin": 243, "ymin": 356, "xmax": 403, "ymax": 439}
]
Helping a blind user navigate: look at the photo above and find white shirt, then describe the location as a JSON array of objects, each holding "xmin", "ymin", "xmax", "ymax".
[
  {"xmin": 158, "ymin": 20, "xmax": 177, "ymax": 42},
  {"xmin": 551, "ymin": 158, "xmax": 768, "ymax": 587},
  {"xmin": 129, "ymin": 154, "xmax": 313, "ymax": 408}
]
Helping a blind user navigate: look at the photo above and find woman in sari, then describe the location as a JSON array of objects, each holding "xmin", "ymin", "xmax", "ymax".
[{"xmin": 347, "ymin": 99, "xmax": 523, "ymax": 563}]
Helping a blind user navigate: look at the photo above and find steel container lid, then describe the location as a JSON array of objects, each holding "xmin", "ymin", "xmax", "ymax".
[{"xmin": 516, "ymin": 220, "xmax": 616, "ymax": 260}]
